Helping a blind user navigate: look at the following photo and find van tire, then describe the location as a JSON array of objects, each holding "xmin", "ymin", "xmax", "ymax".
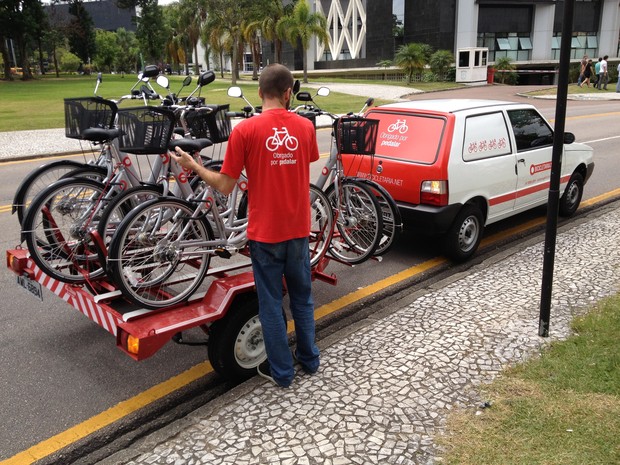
[
  {"xmin": 559, "ymin": 172, "xmax": 583, "ymax": 217},
  {"xmin": 442, "ymin": 204, "xmax": 484, "ymax": 262}
]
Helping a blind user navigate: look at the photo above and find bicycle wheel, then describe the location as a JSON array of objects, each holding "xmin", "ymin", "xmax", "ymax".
[
  {"xmin": 95, "ymin": 184, "xmax": 165, "ymax": 270},
  {"xmin": 353, "ymin": 178, "xmax": 401, "ymax": 256},
  {"xmin": 107, "ymin": 197, "xmax": 213, "ymax": 309},
  {"xmin": 22, "ymin": 177, "xmax": 108, "ymax": 283},
  {"xmin": 13, "ymin": 160, "xmax": 107, "ymax": 225},
  {"xmin": 309, "ymin": 184, "xmax": 333, "ymax": 267},
  {"xmin": 326, "ymin": 179, "xmax": 383, "ymax": 265}
]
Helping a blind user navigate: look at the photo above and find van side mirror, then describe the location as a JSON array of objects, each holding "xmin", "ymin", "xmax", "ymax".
[{"xmin": 563, "ymin": 132, "xmax": 575, "ymax": 144}]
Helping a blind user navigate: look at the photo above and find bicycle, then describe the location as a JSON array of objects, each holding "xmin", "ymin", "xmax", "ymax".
[{"xmin": 291, "ymin": 87, "xmax": 402, "ymax": 263}]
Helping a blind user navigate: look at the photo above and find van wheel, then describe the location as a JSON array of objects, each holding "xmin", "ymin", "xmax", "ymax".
[
  {"xmin": 559, "ymin": 172, "xmax": 583, "ymax": 217},
  {"xmin": 442, "ymin": 204, "xmax": 484, "ymax": 262},
  {"xmin": 208, "ymin": 293, "xmax": 266, "ymax": 380}
]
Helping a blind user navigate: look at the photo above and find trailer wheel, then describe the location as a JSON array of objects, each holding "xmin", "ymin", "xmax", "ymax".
[{"xmin": 208, "ymin": 293, "xmax": 267, "ymax": 380}]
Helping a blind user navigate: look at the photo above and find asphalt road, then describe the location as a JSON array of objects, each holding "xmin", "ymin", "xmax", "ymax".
[{"xmin": 0, "ymin": 85, "xmax": 618, "ymax": 464}]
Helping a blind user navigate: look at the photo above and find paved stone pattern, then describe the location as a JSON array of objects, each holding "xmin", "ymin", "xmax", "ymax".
[{"xmin": 118, "ymin": 208, "xmax": 620, "ymax": 465}]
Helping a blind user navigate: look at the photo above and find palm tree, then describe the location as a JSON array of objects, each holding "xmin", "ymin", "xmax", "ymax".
[
  {"xmin": 277, "ymin": 0, "xmax": 328, "ymax": 83},
  {"xmin": 494, "ymin": 56, "xmax": 516, "ymax": 84},
  {"xmin": 394, "ymin": 42, "xmax": 427, "ymax": 84},
  {"xmin": 429, "ymin": 50, "xmax": 454, "ymax": 81},
  {"xmin": 178, "ymin": 0, "xmax": 207, "ymax": 75}
]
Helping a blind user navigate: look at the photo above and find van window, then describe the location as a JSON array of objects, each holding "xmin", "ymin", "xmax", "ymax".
[
  {"xmin": 372, "ymin": 111, "xmax": 446, "ymax": 164},
  {"xmin": 463, "ymin": 112, "xmax": 512, "ymax": 161},
  {"xmin": 507, "ymin": 109, "xmax": 553, "ymax": 152}
]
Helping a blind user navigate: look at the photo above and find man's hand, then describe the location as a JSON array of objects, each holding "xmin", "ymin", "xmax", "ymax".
[{"xmin": 170, "ymin": 146, "xmax": 201, "ymax": 173}]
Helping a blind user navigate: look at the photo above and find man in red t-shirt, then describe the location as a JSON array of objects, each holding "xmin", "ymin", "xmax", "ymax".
[{"xmin": 171, "ymin": 64, "xmax": 320, "ymax": 387}]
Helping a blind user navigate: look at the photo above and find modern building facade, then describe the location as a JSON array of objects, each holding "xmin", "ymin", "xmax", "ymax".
[{"xmin": 305, "ymin": 0, "xmax": 619, "ymax": 77}]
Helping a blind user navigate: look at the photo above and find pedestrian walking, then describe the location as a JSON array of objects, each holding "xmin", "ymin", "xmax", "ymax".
[
  {"xmin": 580, "ymin": 59, "xmax": 593, "ymax": 87},
  {"xmin": 616, "ymin": 62, "xmax": 620, "ymax": 93},
  {"xmin": 577, "ymin": 54, "xmax": 588, "ymax": 87},
  {"xmin": 598, "ymin": 55, "xmax": 609, "ymax": 90},
  {"xmin": 171, "ymin": 64, "xmax": 321, "ymax": 388},
  {"xmin": 593, "ymin": 58, "xmax": 602, "ymax": 87}
]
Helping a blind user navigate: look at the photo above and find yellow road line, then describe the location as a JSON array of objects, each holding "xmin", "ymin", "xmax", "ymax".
[
  {"xmin": 3, "ymin": 188, "xmax": 620, "ymax": 465},
  {"xmin": 0, "ymin": 361, "xmax": 213, "ymax": 465}
]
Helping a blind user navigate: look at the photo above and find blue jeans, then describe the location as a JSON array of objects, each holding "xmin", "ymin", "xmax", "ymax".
[{"xmin": 249, "ymin": 238, "xmax": 320, "ymax": 386}]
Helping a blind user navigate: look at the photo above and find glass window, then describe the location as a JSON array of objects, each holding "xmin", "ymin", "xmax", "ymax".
[
  {"xmin": 463, "ymin": 112, "xmax": 512, "ymax": 161},
  {"xmin": 508, "ymin": 37, "xmax": 519, "ymax": 50},
  {"xmin": 519, "ymin": 38, "xmax": 533, "ymax": 50},
  {"xmin": 459, "ymin": 51, "xmax": 470, "ymax": 67},
  {"xmin": 552, "ymin": 36, "xmax": 561, "ymax": 49},
  {"xmin": 586, "ymin": 36, "xmax": 598, "ymax": 48},
  {"xmin": 497, "ymin": 38, "xmax": 511, "ymax": 50},
  {"xmin": 507, "ymin": 109, "xmax": 554, "ymax": 152},
  {"xmin": 571, "ymin": 37, "xmax": 583, "ymax": 48}
]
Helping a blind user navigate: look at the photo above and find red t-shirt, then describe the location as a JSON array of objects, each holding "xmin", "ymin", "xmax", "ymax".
[{"xmin": 221, "ymin": 108, "xmax": 319, "ymax": 243}]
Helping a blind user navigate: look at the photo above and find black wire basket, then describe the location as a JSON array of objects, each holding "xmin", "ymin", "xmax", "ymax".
[
  {"xmin": 64, "ymin": 97, "xmax": 118, "ymax": 139},
  {"xmin": 117, "ymin": 107, "xmax": 176, "ymax": 154},
  {"xmin": 184, "ymin": 104, "xmax": 232, "ymax": 143},
  {"xmin": 335, "ymin": 117, "xmax": 380, "ymax": 155}
]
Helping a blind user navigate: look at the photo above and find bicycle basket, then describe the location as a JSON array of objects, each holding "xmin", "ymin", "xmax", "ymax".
[
  {"xmin": 64, "ymin": 97, "xmax": 118, "ymax": 139},
  {"xmin": 117, "ymin": 106, "xmax": 176, "ymax": 154},
  {"xmin": 185, "ymin": 104, "xmax": 232, "ymax": 143},
  {"xmin": 335, "ymin": 117, "xmax": 380, "ymax": 155}
]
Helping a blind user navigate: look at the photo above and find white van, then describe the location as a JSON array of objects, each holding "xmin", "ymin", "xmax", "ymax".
[{"xmin": 342, "ymin": 99, "xmax": 595, "ymax": 261}]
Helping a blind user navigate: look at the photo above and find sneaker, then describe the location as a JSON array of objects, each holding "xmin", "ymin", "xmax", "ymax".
[
  {"xmin": 257, "ymin": 360, "xmax": 290, "ymax": 388},
  {"xmin": 292, "ymin": 350, "xmax": 319, "ymax": 375}
]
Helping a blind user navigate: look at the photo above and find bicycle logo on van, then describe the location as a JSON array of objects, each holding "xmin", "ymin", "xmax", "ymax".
[
  {"xmin": 266, "ymin": 127, "xmax": 299, "ymax": 151},
  {"xmin": 387, "ymin": 119, "xmax": 409, "ymax": 134}
]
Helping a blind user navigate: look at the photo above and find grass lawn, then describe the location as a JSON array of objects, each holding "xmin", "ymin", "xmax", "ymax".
[
  {"xmin": 438, "ymin": 295, "xmax": 620, "ymax": 464},
  {"xmin": 0, "ymin": 73, "xmax": 408, "ymax": 132}
]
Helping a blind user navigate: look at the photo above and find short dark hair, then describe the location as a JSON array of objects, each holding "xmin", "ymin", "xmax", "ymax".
[
  {"xmin": 603, "ymin": 55, "xmax": 608, "ymax": 60},
  {"xmin": 259, "ymin": 64, "xmax": 294, "ymax": 99}
]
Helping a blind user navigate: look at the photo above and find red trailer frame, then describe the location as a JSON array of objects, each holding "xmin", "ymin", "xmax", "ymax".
[{"xmin": 7, "ymin": 246, "xmax": 337, "ymax": 369}]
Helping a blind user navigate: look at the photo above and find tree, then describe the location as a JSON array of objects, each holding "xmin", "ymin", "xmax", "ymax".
[
  {"xmin": 494, "ymin": 56, "xmax": 516, "ymax": 84},
  {"xmin": 94, "ymin": 30, "xmax": 119, "ymax": 73},
  {"xmin": 178, "ymin": 0, "xmax": 207, "ymax": 75},
  {"xmin": 255, "ymin": 0, "xmax": 293, "ymax": 64},
  {"xmin": 276, "ymin": 0, "xmax": 328, "ymax": 83},
  {"xmin": 136, "ymin": 0, "xmax": 166, "ymax": 65},
  {"xmin": 429, "ymin": 50, "xmax": 454, "ymax": 81},
  {"xmin": 67, "ymin": 0, "xmax": 96, "ymax": 68},
  {"xmin": 394, "ymin": 42, "xmax": 428, "ymax": 84},
  {"xmin": 0, "ymin": 0, "xmax": 47, "ymax": 80},
  {"xmin": 115, "ymin": 28, "xmax": 139, "ymax": 75},
  {"xmin": 204, "ymin": 0, "xmax": 254, "ymax": 84}
]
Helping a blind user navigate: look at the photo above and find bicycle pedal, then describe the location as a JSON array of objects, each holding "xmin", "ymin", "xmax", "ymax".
[{"xmin": 214, "ymin": 248, "xmax": 232, "ymax": 259}]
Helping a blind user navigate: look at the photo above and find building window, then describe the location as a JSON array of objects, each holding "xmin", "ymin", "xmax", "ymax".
[
  {"xmin": 478, "ymin": 33, "xmax": 532, "ymax": 62},
  {"xmin": 551, "ymin": 33, "xmax": 597, "ymax": 60}
]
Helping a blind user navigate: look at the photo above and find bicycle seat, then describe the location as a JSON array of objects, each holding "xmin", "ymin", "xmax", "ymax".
[
  {"xmin": 80, "ymin": 128, "xmax": 121, "ymax": 143},
  {"xmin": 169, "ymin": 138, "xmax": 213, "ymax": 153}
]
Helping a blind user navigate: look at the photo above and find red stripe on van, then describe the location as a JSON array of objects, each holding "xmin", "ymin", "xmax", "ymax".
[{"xmin": 490, "ymin": 174, "xmax": 571, "ymax": 206}]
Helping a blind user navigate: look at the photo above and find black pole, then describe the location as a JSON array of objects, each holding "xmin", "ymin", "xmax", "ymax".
[{"xmin": 539, "ymin": 0, "xmax": 575, "ymax": 337}]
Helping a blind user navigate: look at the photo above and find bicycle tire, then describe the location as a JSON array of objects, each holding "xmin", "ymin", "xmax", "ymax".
[
  {"xmin": 13, "ymin": 160, "xmax": 106, "ymax": 225},
  {"xmin": 309, "ymin": 184, "xmax": 334, "ymax": 267},
  {"xmin": 352, "ymin": 178, "xmax": 401, "ymax": 256},
  {"xmin": 107, "ymin": 197, "xmax": 214, "ymax": 309},
  {"xmin": 325, "ymin": 179, "xmax": 383, "ymax": 265},
  {"xmin": 95, "ymin": 184, "xmax": 165, "ymax": 271},
  {"xmin": 22, "ymin": 177, "xmax": 108, "ymax": 283}
]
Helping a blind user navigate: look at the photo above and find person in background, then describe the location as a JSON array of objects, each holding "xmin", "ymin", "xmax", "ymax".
[
  {"xmin": 577, "ymin": 54, "xmax": 588, "ymax": 87},
  {"xmin": 616, "ymin": 62, "xmax": 620, "ymax": 93},
  {"xmin": 580, "ymin": 59, "xmax": 593, "ymax": 88},
  {"xmin": 597, "ymin": 55, "xmax": 608, "ymax": 90},
  {"xmin": 170, "ymin": 64, "xmax": 320, "ymax": 388},
  {"xmin": 594, "ymin": 57, "xmax": 602, "ymax": 89}
]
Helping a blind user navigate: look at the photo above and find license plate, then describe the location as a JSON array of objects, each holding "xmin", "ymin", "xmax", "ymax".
[{"xmin": 17, "ymin": 275, "xmax": 43, "ymax": 301}]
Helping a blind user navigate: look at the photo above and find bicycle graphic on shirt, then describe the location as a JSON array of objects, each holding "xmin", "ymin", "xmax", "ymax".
[{"xmin": 266, "ymin": 126, "xmax": 299, "ymax": 151}]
